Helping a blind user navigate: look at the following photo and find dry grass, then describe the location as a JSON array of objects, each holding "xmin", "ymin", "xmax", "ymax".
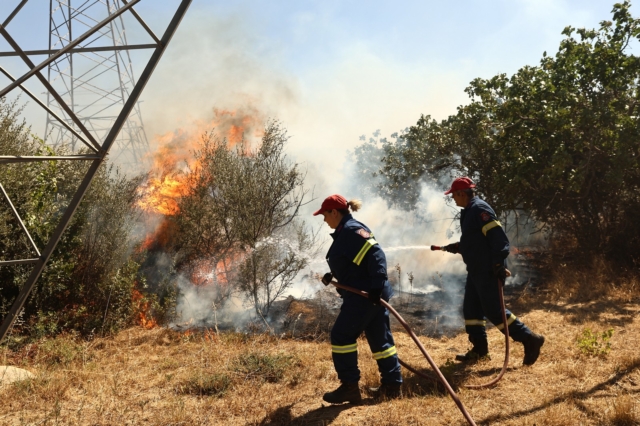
[
  {"xmin": 1, "ymin": 289, "xmax": 640, "ymax": 425},
  {"xmin": 537, "ymin": 255, "xmax": 639, "ymax": 305}
]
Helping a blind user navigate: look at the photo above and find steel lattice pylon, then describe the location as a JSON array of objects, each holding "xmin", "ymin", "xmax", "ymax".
[
  {"xmin": 0, "ymin": 0, "xmax": 192, "ymax": 343},
  {"xmin": 45, "ymin": 0, "xmax": 150, "ymax": 166}
]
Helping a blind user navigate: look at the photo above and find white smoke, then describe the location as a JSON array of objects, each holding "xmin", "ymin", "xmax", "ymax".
[
  {"xmin": 172, "ymin": 273, "xmax": 254, "ymax": 331},
  {"xmin": 295, "ymin": 179, "xmax": 467, "ymax": 299},
  {"xmin": 130, "ymin": 9, "xmax": 539, "ymax": 330}
]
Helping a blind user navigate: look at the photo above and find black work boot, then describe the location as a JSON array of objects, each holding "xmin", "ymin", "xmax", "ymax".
[
  {"xmin": 523, "ymin": 333, "xmax": 545, "ymax": 366},
  {"xmin": 455, "ymin": 348, "xmax": 490, "ymax": 362},
  {"xmin": 322, "ymin": 382, "xmax": 362, "ymax": 404},
  {"xmin": 369, "ymin": 383, "xmax": 402, "ymax": 401},
  {"xmin": 457, "ymin": 335, "xmax": 489, "ymax": 362}
]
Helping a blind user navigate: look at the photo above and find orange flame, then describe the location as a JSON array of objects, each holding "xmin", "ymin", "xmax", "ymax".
[
  {"xmin": 138, "ymin": 220, "xmax": 178, "ymax": 252},
  {"xmin": 137, "ymin": 174, "xmax": 188, "ymax": 216},
  {"xmin": 136, "ymin": 107, "xmax": 265, "ymax": 217},
  {"xmin": 133, "ymin": 289, "xmax": 157, "ymax": 329},
  {"xmin": 511, "ymin": 246, "xmax": 535, "ymax": 259},
  {"xmin": 203, "ymin": 328, "xmax": 217, "ymax": 342},
  {"xmin": 186, "ymin": 253, "xmax": 244, "ymax": 287},
  {"xmin": 134, "ymin": 106, "xmax": 264, "ymax": 328}
]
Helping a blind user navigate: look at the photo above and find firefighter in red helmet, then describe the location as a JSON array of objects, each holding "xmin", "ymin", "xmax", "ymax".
[
  {"xmin": 440, "ymin": 177, "xmax": 545, "ymax": 365},
  {"xmin": 314, "ymin": 194, "xmax": 402, "ymax": 404}
]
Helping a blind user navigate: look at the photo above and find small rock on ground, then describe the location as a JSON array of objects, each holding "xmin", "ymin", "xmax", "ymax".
[{"xmin": 0, "ymin": 366, "xmax": 34, "ymax": 386}]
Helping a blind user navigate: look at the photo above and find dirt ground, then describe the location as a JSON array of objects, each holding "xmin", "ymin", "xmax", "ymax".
[{"xmin": 0, "ymin": 285, "xmax": 639, "ymax": 425}]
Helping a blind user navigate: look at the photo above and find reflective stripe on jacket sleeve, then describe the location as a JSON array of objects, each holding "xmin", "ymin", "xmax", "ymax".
[
  {"xmin": 481, "ymin": 220, "xmax": 502, "ymax": 236},
  {"xmin": 465, "ymin": 319, "xmax": 487, "ymax": 327},
  {"xmin": 353, "ymin": 238, "xmax": 378, "ymax": 265}
]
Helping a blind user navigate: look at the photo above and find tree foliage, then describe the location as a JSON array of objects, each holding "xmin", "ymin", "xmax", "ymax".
[
  {"xmin": 362, "ymin": 2, "xmax": 640, "ymax": 263},
  {"xmin": 0, "ymin": 99, "xmax": 145, "ymax": 338},
  {"xmin": 173, "ymin": 122, "xmax": 314, "ymax": 317}
]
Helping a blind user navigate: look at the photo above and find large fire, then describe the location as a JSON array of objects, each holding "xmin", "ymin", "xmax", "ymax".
[
  {"xmin": 133, "ymin": 107, "xmax": 265, "ymax": 329},
  {"xmin": 135, "ymin": 130, "xmax": 195, "ymax": 218},
  {"xmin": 136, "ymin": 173, "xmax": 188, "ymax": 216},
  {"xmin": 136, "ymin": 107, "xmax": 265, "ymax": 217}
]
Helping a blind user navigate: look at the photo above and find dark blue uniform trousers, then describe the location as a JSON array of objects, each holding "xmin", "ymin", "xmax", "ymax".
[
  {"xmin": 463, "ymin": 270, "xmax": 533, "ymax": 350},
  {"xmin": 330, "ymin": 294, "xmax": 402, "ymax": 384}
]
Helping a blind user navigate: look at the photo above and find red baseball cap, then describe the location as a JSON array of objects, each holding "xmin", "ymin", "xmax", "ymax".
[
  {"xmin": 313, "ymin": 194, "xmax": 348, "ymax": 216},
  {"xmin": 444, "ymin": 177, "xmax": 476, "ymax": 195}
]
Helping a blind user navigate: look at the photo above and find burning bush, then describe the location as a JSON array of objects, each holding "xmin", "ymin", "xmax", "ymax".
[{"xmin": 171, "ymin": 121, "xmax": 315, "ymax": 319}]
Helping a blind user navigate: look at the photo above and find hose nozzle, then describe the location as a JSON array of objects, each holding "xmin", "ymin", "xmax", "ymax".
[{"xmin": 430, "ymin": 245, "xmax": 442, "ymax": 251}]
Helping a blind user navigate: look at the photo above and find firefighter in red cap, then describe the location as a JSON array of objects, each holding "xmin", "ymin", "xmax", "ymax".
[
  {"xmin": 440, "ymin": 177, "xmax": 545, "ymax": 365},
  {"xmin": 314, "ymin": 194, "xmax": 402, "ymax": 404}
]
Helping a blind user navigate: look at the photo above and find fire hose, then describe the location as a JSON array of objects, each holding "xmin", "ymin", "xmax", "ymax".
[
  {"xmin": 430, "ymin": 245, "xmax": 510, "ymax": 389},
  {"xmin": 327, "ymin": 279, "xmax": 478, "ymax": 426}
]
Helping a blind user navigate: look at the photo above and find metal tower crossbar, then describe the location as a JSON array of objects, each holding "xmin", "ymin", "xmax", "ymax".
[{"xmin": 0, "ymin": 0, "xmax": 192, "ymax": 343}]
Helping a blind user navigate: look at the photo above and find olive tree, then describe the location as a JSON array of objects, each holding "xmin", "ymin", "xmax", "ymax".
[{"xmin": 174, "ymin": 121, "xmax": 314, "ymax": 318}]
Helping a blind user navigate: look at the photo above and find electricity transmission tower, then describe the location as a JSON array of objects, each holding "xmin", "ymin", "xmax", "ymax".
[
  {"xmin": 45, "ymin": 0, "xmax": 151, "ymax": 166},
  {"xmin": 0, "ymin": 0, "xmax": 192, "ymax": 342}
]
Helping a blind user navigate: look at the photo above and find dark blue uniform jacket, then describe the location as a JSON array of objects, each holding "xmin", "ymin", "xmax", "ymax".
[
  {"xmin": 326, "ymin": 214, "xmax": 393, "ymax": 300},
  {"xmin": 459, "ymin": 197, "xmax": 510, "ymax": 273}
]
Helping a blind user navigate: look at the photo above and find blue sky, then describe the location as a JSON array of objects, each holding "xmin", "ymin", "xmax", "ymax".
[
  {"xmin": 2, "ymin": 0, "xmax": 636, "ymax": 276},
  {"xmin": 0, "ymin": 1, "xmax": 635, "ymax": 187}
]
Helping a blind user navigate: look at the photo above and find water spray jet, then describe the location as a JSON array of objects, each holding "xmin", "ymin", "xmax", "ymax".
[{"xmin": 383, "ymin": 245, "xmax": 434, "ymax": 252}]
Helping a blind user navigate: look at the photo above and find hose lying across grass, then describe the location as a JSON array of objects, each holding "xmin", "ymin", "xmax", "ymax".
[{"xmin": 329, "ymin": 280, "xmax": 478, "ymax": 426}]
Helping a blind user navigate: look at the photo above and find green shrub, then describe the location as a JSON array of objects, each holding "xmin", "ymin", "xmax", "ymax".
[
  {"xmin": 355, "ymin": 2, "xmax": 640, "ymax": 266},
  {"xmin": 577, "ymin": 328, "xmax": 613, "ymax": 357},
  {"xmin": 233, "ymin": 352, "xmax": 298, "ymax": 383},
  {"xmin": 180, "ymin": 372, "xmax": 231, "ymax": 397},
  {"xmin": 0, "ymin": 98, "xmax": 149, "ymax": 339},
  {"xmin": 37, "ymin": 337, "xmax": 83, "ymax": 366}
]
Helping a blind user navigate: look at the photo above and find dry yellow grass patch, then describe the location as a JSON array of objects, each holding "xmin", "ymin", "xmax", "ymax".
[{"xmin": 1, "ymin": 294, "xmax": 639, "ymax": 425}]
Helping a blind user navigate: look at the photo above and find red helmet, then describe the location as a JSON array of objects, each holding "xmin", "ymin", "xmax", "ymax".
[
  {"xmin": 444, "ymin": 177, "xmax": 476, "ymax": 195},
  {"xmin": 313, "ymin": 194, "xmax": 348, "ymax": 216}
]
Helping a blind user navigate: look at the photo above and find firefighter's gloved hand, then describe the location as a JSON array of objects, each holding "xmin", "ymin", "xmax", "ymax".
[
  {"xmin": 368, "ymin": 288, "xmax": 383, "ymax": 305},
  {"xmin": 443, "ymin": 243, "xmax": 459, "ymax": 254},
  {"xmin": 321, "ymin": 273, "xmax": 333, "ymax": 286},
  {"xmin": 492, "ymin": 263, "xmax": 507, "ymax": 281}
]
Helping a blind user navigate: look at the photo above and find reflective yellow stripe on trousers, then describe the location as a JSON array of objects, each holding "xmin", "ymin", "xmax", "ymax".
[
  {"xmin": 465, "ymin": 319, "xmax": 487, "ymax": 327},
  {"xmin": 372, "ymin": 346, "xmax": 397, "ymax": 360},
  {"xmin": 496, "ymin": 313, "xmax": 517, "ymax": 330},
  {"xmin": 332, "ymin": 343, "xmax": 358, "ymax": 354}
]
